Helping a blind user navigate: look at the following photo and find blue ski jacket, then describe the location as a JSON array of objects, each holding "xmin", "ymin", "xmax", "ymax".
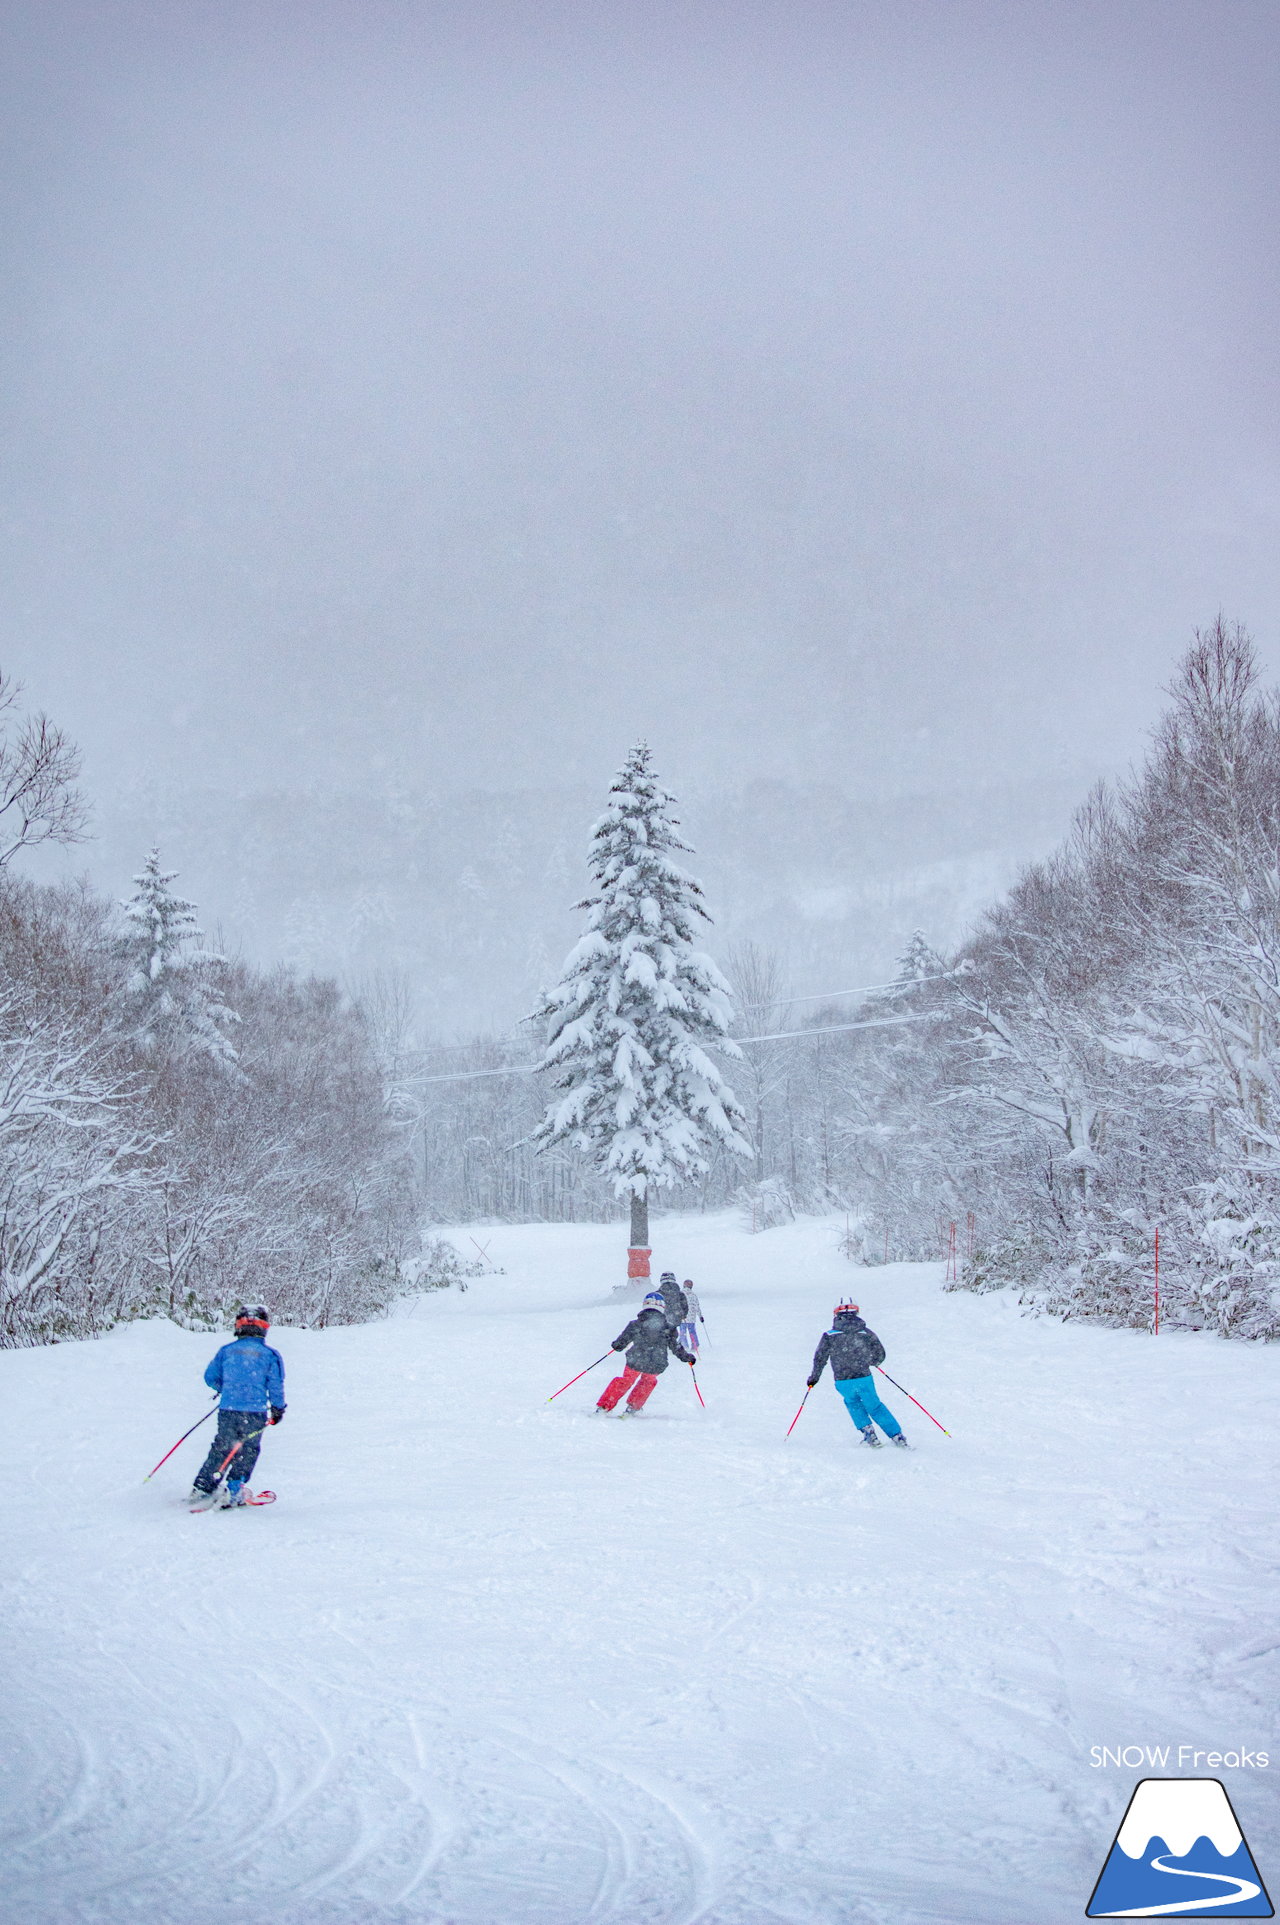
[{"xmin": 204, "ymin": 1333, "xmax": 286, "ymax": 1412}]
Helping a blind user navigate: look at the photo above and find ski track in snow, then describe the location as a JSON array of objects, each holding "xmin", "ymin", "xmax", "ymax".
[{"xmin": 1, "ymin": 1212, "xmax": 1277, "ymax": 1924}]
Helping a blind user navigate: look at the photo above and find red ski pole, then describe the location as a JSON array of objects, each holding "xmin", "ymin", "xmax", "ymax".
[
  {"xmin": 212, "ymin": 1424, "xmax": 269, "ymax": 1486},
  {"xmin": 785, "ymin": 1387, "xmax": 812, "ymax": 1437},
  {"xmin": 689, "ymin": 1364, "xmax": 706, "ymax": 1408},
  {"xmin": 874, "ymin": 1366, "xmax": 951, "ymax": 1436},
  {"xmin": 547, "ymin": 1353, "xmax": 613, "ymax": 1402},
  {"xmin": 144, "ymin": 1403, "xmax": 218, "ymax": 1481}
]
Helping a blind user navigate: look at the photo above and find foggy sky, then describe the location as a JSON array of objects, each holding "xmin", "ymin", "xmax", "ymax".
[{"xmin": 3, "ymin": 0, "xmax": 1279, "ymax": 815}]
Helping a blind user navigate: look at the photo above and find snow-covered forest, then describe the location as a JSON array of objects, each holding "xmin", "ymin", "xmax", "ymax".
[
  {"xmin": 0, "ymin": 675, "xmax": 421, "ymax": 1347},
  {"xmin": 420, "ymin": 624, "xmax": 1280, "ymax": 1341},
  {"xmin": 9, "ymin": 622, "xmax": 1280, "ymax": 1347}
]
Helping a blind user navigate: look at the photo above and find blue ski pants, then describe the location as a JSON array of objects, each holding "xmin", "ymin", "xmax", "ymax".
[{"xmin": 835, "ymin": 1374, "xmax": 902, "ymax": 1438}]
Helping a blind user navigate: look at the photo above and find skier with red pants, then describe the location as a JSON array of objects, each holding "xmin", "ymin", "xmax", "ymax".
[
  {"xmin": 189, "ymin": 1304, "xmax": 286, "ymax": 1506},
  {"xmin": 597, "ymin": 1291, "xmax": 695, "ymax": 1415},
  {"xmin": 808, "ymin": 1301, "xmax": 908, "ymax": 1449}
]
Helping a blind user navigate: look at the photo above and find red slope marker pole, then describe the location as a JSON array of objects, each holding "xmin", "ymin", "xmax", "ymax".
[
  {"xmin": 547, "ymin": 1353, "xmax": 613, "ymax": 1402},
  {"xmin": 144, "ymin": 1404, "xmax": 217, "ymax": 1481},
  {"xmin": 874, "ymin": 1366, "xmax": 951, "ymax": 1436},
  {"xmin": 785, "ymin": 1387, "xmax": 812, "ymax": 1437},
  {"xmin": 689, "ymin": 1364, "xmax": 706, "ymax": 1408}
]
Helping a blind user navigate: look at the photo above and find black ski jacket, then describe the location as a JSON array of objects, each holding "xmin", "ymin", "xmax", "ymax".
[
  {"xmin": 809, "ymin": 1312, "xmax": 886, "ymax": 1385},
  {"xmin": 612, "ymin": 1307, "xmax": 695, "ymax": 1375},
  {"xmin": 657, "ymin": 1278, "xmax": 689, "ymax": 1327}
]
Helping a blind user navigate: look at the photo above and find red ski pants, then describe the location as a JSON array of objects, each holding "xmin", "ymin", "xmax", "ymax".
[{"xmin": 597, "ymin": 1366, "xmax": 658, "ymax": 1411}]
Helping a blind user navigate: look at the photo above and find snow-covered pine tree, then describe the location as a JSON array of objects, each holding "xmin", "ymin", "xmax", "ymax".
[
  {"xmin": 895, "ymin": 930, "xmax": 942, "ymax": 983},
  {"xmin": 534, "ymin": 745, "xmax": 749, "ymax": 1273},
  {"xmin": 119, "ymin": 849, "xmax": 239, "ymax": 1066}
]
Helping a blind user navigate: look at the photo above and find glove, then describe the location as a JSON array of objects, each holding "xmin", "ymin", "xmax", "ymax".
[
  {"xmin": 806, "ymin": 1378, "xmax": 818, "ymax": 1390},
  {"xmin": 269, "ymin": 1405, "xmax": 285, "ymax": 1425}
]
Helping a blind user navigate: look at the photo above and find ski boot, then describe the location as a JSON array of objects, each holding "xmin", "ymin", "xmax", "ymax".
[
  {"xmin": 891, "ymin": 1432, "xmax": 910, "ymax": 1449},
  {"xmin": 224, "ymin": 1481, "xmax": 248, "ymax": 1507},
  {"xmin": 859, "ymin": 1426, "xmax": 882, "ymax": 1448},
  {"xmin": 188, "ymin": 1485, "xmax": 224, "ymax": 1510}
]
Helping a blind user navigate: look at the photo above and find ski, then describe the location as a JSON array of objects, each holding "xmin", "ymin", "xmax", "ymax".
[{"xmin": 188, "ymin": 1487, "xmax": 276, "ymax": 1512}]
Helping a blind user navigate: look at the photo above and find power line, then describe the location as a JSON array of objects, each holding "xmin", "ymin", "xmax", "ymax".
[
  {"xmin": 738, "ymin": 968, "xmax": 954, "ymax": 1011},
  {"xmin": 737, "ymin": 1011, "xmax": 945, "ymax": 1044},
  {"xmin": 512, "ymin": 967, "xmax": 956, "ymax": 1027},
  {"xmin": 410, "ymin": 1009, "xmax": 944, "ymax": 1085}
]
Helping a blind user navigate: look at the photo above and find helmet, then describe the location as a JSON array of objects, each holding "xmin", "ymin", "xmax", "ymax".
[
  {"xmin": 833, "ymin": 1301, "xmax": 859, "ymax": 1317},
  {"xmin": 642, "ymin": 1291, "xmax": 665, "ymax": 1311},
  {"xmin": 234, "ymin": 1303, "xmax": 270, "ymax": 1334}
]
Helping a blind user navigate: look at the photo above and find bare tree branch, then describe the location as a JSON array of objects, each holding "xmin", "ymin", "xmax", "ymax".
[{"xmin": 0, "ymin": 672, "xmax": 89, "ymax": 864}]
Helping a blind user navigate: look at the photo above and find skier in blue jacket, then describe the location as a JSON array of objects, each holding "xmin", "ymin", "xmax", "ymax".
[
  {"xmin": 808, "ymin": 1301, "xmax": 907, "ymax": 1449},
  {"xmin": 189, "ymin": 1305, "xmax": 286, "ymax": 1507}
]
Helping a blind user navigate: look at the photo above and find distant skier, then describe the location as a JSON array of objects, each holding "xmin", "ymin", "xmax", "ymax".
[
  {"xmin": 189, "ymin": 1304, "xmax": 286, "ymax": 1507},
  {"xmin": 807, "ymin": 1300, "xmax": 907, "ymax": 1449},
  {"xmin": 597, "ymin": 1289, "xmax": 696, "ymax": 1415},
  {"xmin": 677, "ymin": 1278, "xmax": 704, "ymax": 1353},
  {"xmin": 655, "ymin": 1270, "xmax": 688, "ymax": 1329}
]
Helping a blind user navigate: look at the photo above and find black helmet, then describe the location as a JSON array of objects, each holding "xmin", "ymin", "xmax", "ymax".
[{"xmin": 234, "ymin": 1303, "xmax": 270, "ymax": 1334}]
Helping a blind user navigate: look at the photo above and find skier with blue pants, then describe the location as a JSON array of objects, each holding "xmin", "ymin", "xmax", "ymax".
[
  {"xmin": 189, "ymin": 1304, "xmax": 286, "ymax": 1507},
  {"xmin": 808, "ymin": 1301, "xmax": 908, "ymax": 1449}
]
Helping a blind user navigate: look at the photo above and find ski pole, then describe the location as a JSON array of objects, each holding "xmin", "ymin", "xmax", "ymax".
[
  {"xmin": 144, "ymin": 1403, "xmax": 218, "ymax": 1481},
  {"xmin": 689, "ymin": 1364, "xmax": 706, "ymax": 1408},
  {"xmin": 785, "ymin": 1387, "xmax": 812, "ymax": 1437},
  {"xmin": 212, "ymin": 1424, "xmax": 269, "ymax": 1488},
  {"xmin": 547, "ymin": 1353, "xmax": 613, "ymax": 1402},
  {"xmin": 874, "ymin": 1366, "xmax": 951, "ymax": 1436}
]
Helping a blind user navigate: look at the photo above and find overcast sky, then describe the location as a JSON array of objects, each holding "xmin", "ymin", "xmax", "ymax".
[{"xmin": 3, "ymin": 0, "xmax": 1278, "ymax": 815}]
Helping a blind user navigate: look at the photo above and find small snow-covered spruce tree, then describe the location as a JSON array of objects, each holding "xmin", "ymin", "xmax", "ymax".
[
  {"xmin": 534, "ymin": 745, "xmax": 749, "ymax": 1256},
  {"xmin": 895, "ymin": 930, "xmax": 942, "ymax": 984},
  {"xmin": 119, "ymin": 849, "xmax": 239, "ymax": 1067}
]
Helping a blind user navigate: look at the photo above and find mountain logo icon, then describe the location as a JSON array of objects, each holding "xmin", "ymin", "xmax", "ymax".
[{"xmin": 1087, "ymin": 1778, "xmax": 1273, "ymax": 1917}]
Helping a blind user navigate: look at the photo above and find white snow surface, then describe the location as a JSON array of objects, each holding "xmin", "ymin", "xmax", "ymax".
[
  {"xmin": 1115, "ymin": 1779, "xmax": 1242, "ymax": 1860},
  {"xmin": 2, "ymin": 1212, "xmax": 1277, "ymax": 1925}
]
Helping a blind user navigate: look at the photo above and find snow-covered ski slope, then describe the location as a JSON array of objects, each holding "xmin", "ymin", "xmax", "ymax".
[{"xmin": 2, "ymin": 1213, "xmax": 1277, "ymax": 1925}]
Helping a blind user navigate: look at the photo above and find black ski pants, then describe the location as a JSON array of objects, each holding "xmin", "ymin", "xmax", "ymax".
[{"xmin": 194, "ymin": 1409, "xmax": 267, "ymax": 1492}]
